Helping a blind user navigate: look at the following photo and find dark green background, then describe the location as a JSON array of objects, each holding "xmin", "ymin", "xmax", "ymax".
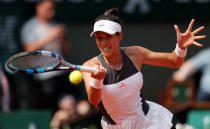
[{"xmin": 0, "ymin": 0, "xmax": 209, "ymax": 109}]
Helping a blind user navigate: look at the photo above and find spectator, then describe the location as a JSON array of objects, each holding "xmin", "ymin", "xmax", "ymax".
[
  {"xmin": 50, "ymin": 94, "xmax": 95, "ymax": 129},
  {"xmin": 50, "ymin": 94, "xmax": 77, "ymax": 129},
  {"xmin": 173, "ymin": 48, "xmax": 210, "ymax": 101},
  {"xmin": 20, "ymin": 0, "xmax": 70, "ymax": 109},
  {"xmin": 0, "ymin": 63, "xmax": 10, "ymax": 112}
]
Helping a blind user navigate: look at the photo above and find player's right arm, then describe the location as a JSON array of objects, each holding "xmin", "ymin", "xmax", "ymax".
[{"xmin": 82, "ymin": 57, "xmax": 107, "ymax": 106}]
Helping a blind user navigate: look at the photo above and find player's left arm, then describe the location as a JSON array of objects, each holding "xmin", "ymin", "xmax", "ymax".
[
  {"xmin": 126, "ymin": 46, "xmax": 184, "ymax": 68},
  {"xmin": 132, "ymin": 19, "xmax": 205, "ymax": 68}
]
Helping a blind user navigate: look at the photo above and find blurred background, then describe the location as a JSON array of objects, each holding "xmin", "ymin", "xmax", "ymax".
[{"xmin": 0, "ymin": 0, "xmax": 210, "ymax": 129}]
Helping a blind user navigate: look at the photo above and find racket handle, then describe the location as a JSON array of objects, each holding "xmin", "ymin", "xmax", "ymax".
[
  {"xmin": 64, "ymin": 61, "xmax": 96, "ymax": 73},
  {"xmin": 79, "ymin": 66, "xmax": 97, "ymax": 73}
]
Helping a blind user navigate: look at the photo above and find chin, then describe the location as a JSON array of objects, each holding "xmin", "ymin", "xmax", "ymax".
[
  {"xmin": 103, "ymin": 49, "xmax": 118, "ymax": 58},
  {"xmin": 102, "ymin": 52, "xmax": 112, "ymax": 57}
]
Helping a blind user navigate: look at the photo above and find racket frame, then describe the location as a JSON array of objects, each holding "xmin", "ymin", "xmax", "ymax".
[{"xmin": 6, "ymin": 50, "xmax": 96, "ymax": 74}]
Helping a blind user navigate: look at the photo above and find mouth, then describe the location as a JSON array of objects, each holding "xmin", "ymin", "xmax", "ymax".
[{"xmin": 102, "ymin": 47, "xmax": 111, "ymax": 52}]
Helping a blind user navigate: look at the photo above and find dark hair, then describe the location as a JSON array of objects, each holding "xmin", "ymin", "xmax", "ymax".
[
  {"xmin": 95, "ymin": 8, "xmax": 123, "ymax": 25},
  {"xmin": 56, "ymin": 94, "xmax": 75, "ymax": 105},
  {"xmin": 37, "ymin": 0, "xmax": 54, "ymax": 4}
]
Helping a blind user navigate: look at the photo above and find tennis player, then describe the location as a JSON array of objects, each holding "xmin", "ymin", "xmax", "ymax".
[{"xmin": 82, "ymin": 8, "xmax": 205, "ymax": 129}]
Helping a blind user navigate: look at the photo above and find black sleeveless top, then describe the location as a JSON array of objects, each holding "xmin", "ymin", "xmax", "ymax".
[{"xmin": 97, "ymin": 49, "xmax": 149, "ymax": 125}]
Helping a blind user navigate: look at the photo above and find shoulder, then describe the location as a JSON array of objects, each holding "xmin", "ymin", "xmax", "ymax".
[
  {"xmin": 121, "ymin": 46, "xmax": 151, "ymax": 70},
  {"xmin": 22, "ymin": 17, "xmax": 37, "ymax": 30},
  {"xmin": 23, "ymin": 17, "xmax": 37, "ymax": 26},
  {"xmin": 121, "ymin": 46, "xmax": 151, "ymax": 60},
  {"xmin": 83, "ymin": 56, "xmax": 101, "ymax": 67}
]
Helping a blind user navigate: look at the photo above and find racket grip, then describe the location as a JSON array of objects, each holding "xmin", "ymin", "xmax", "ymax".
[{"xmin": 79, "ymin": 66, "xmax": 97, "ymax": 73}]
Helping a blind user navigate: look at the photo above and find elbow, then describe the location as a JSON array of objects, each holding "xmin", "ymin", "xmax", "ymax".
[
  {"xmin": 88, "ymin": 99, "xmax": 99, "ymax": 107},
  {"xmin": 90, "ymin": 102, "xmax": 98, "ymax": 107}
]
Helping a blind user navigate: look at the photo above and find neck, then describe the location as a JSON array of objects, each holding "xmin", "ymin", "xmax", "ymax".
[
  {"xmin": 103, "ymin": 49, "xmax": 123, "ymax": 70},
  {"xmin": 36, "ymin": 16, "xmax": 49, "ymax": 24}
]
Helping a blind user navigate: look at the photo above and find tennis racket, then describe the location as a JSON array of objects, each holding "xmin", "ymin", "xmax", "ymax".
[{"xmin": 6, "ymin": 50, "xmax": 96, "ymax": 74}]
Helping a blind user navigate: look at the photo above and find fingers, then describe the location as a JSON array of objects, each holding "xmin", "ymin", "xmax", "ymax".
[
  {"xmin": 192, "ymin": 26, "xmax": 206, "ymax": 47},
  {"xmin": 187, "ymin": 19, "xmax": 195, "ymax": 32},
  {"xmin": 193, "ymin": 41, "xmax": 203, "ymax": 47},
  {"xmin": 192, "ymin": 26, "xmax": 205, "ymax": 35},
  {"xmin": 184, "ymin": 41, "xmax": 203, "ymax": 48},
  {"xmin": 174, "ymin": 24, "xmax": 181, "ymax": 35},
  {"xmin": 97, "ymin": 65, "xmax": 107, "ymax": 73},
  {"xmin": 176, "ymin": 19, "xmax": 205, "ymax": 49},
  {"xmin": 194, "ymin": 35, "xmax": 206, "ymax": 40},
  {"xmin": 91, "ymin": 65, "xmax": 107, "ymax": 80}
]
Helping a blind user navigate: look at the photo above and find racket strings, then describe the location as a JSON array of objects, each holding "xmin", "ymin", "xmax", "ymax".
[{"xmin": 8, "ymin": 54, "xmax": 60, "ymax": 70}]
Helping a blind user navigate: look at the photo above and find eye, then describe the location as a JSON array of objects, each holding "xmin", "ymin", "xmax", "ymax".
[
  {"xmin": 106, "ymin": 35, "xmax": 112, "ymax": 39},
  {"xmin": 95, "ymin": 34, "xmax": 115, "ymax": 41},
  {"xmin": 96, "ymin": 36, "xmax": 103, "ymax": 40}
]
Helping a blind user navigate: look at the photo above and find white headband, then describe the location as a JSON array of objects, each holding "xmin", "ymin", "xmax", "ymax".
[{"xmin": 90, "ymin": 20, "xmax": 122, "ymax": 37}]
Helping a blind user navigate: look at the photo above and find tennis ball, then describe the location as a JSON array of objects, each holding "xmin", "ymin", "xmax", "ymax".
[{"xmin": 69, "ymin": 70, "xmax": 83, "ymax": 84}]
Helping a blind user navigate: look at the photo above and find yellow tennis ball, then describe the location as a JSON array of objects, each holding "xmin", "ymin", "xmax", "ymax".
[{"xmin": 69, "ymin": 70, "xmax": 83, "ymax": 84}]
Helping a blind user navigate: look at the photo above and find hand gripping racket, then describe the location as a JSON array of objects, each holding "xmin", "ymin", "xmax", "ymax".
[{"xmin": 6, "ymin": 50, "xmax": 96, "ymax": 74}]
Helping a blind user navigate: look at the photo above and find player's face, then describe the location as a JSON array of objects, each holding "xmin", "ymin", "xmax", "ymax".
[
  {"xmin": 95, "ymin": 31, "xmax": 122, "ymax": 57},
  {"xmin": 37, "ymin": 1, "xmax": 55, "ymax": 21}
]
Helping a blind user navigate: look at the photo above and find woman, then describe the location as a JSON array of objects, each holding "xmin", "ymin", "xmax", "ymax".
[{"xmin": 82, "ymin": 8, "xmax": 205, "ymax": 129}]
